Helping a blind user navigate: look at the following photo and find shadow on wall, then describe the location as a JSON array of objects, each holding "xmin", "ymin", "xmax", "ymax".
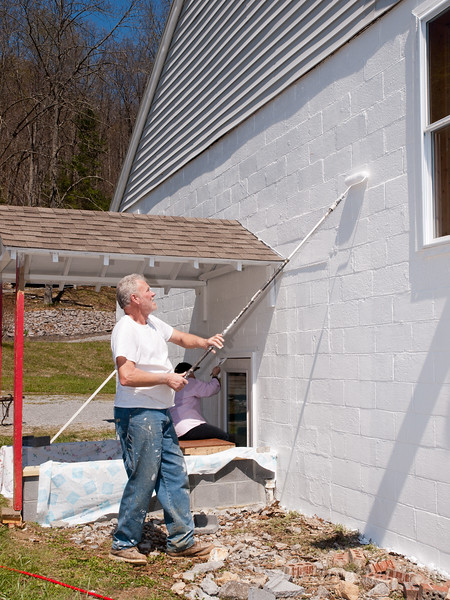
[{"xmin": 279, "ymin": 182, "xmax": 365, "ymax": 504}]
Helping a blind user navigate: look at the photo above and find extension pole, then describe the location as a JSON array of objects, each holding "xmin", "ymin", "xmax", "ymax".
[
  {"xmin": 185, "ymin": 174, "xmax": 368, "ymax": 377},
  {"xmin": 50, "ymin": 369, "xmax": 116, "ymax": 444}
]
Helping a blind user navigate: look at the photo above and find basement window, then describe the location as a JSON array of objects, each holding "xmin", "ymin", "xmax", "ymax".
[{"xmin": 419, "ymin": 3, "xmax": 450, "ymax": 244}]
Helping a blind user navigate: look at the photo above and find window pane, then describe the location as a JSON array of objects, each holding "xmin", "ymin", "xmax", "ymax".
[
  {"xmin": 433, "ymin": 123, "xmax": 450, "ymax": 237},
  {"xmin": 428, "ymin": 9, "xmax": 450, "ymax": 124},
  {"xmin": 226, "ymin": 372, "xmax": 247, "ymax": 447}
]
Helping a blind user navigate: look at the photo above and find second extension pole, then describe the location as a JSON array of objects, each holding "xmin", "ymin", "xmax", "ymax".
[{"xmin": 185, "ymin": 174, "xmax": 367, "ymax": 378}]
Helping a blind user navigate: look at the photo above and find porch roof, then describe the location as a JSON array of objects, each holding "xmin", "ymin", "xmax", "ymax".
[{"xmin": 0, "ymin": 205, "xmax": 282, "ymax": 291}]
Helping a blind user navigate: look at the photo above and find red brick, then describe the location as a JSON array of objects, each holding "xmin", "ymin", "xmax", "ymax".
[
  {"xmin": 402, "ymin": 582, "xmax": 420, "ymax": 600},
  {"xmin": 348, "ymin": 548, "xmax": 366, "ymax": 568},
  {"xmin": 386, "ymin": 569, "xmax": 413, "ymax": 584},
  {"xmin": 370, "ymin": 559, "xmax": 397, "ymax": 574},
  {"xmin": 333, "ymin": 552, "xmax": 350, "ymax": 567},
  {"xmin": 284, "ymin": 563, "xmax": 317, "ymax": 578},
  {"xmin": 419, "ymin": 582, "xmax": 450, "ymax": 600},
  {"xmin": 363, "ymin": 573, "xmax": 398, "ymax": 591}
]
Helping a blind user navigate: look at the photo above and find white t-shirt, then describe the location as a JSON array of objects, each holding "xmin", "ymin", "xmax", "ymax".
[{"xmin": 111, "ymin": 314, "xmax": 174, "ymax": 409}]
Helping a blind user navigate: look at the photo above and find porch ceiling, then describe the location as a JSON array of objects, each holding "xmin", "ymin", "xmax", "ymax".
[{"xmin": 0, "ymin": 206, "xmax": 282, "ymax": 291}]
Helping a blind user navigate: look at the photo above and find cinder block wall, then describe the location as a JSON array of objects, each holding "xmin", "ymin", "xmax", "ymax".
[{"xmin": 134, "ymin": 0, "xmax": 450, "ymax": 574}]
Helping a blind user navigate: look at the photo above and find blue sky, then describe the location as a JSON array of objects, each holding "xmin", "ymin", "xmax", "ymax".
[{"xmin": 91, "ymin": 0, "xmax": 165, "ymax": 32}]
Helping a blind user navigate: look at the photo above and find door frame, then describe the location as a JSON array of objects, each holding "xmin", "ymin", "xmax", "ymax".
[{"xmin": 220, "ymin": 353, "xmax": 256, "ymax": 447}]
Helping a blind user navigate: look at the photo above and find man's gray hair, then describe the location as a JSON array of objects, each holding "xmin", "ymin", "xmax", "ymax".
[{"xmin": 116, "ymin": 273, "xmax": 146, "ymax": 309}]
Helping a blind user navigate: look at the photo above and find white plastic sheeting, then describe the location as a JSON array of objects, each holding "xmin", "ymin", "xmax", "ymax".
[{"xmin": 0, "ymin": 441, "xmax": 276, "ymax": 526}]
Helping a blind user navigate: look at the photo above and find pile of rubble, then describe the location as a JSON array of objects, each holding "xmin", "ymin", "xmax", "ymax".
[
  {"xmin": 63, "ymin": 503, "xmax": 449, "ymax": 600},
  {"xmin": 2, "ymin": 308, "xmax": 115, "ymax": 339}
]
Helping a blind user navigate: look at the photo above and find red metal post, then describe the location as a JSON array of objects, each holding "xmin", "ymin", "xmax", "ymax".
[
  {"xmin": 13, "ymin": 256, "xmax": 24, "ymax": 512},
  {"xmin": 0, "ymin": 278, "xmax": 2, "ymax": 395}
]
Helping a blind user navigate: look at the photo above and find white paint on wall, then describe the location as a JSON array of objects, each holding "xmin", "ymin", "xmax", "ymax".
[{"xmin": 131, "ymin": 0, "xmax": 450, "ymax": 575}]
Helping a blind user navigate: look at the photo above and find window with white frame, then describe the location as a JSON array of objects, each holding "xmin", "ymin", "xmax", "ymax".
[{"xmin": 420, "ymin": 3, "xmax": 450, "ymax": 243}]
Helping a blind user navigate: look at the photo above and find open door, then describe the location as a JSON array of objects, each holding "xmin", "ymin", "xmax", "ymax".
[{"xmin": 221, "ymin": 358, "xmax": 252, "ymax": 447}]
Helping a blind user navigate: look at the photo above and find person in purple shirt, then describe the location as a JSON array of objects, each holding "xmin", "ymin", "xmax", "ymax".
[{"xmin": 170, "ymin": 362, "xmax": 231, "ymax": 441}]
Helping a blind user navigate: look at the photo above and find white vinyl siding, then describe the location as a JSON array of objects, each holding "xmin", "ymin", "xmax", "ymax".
[{"xmin": 119, "ymin": 0, "xmax": 401, "ymax": 211}]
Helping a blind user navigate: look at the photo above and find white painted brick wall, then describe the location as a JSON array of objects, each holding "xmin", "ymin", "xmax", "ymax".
[{"xmin": 135, "ymin": 0, "xmax": 450, "ymax": 575}]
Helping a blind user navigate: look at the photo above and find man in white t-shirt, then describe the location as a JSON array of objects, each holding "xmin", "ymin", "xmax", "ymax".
[{"xmin": 109, "ymin": 274, "xmax": 224, "ymax": 565}]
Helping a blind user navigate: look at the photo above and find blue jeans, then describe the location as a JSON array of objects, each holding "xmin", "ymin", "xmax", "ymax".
[{"xmin": 112, "ymin": 407, "xmax": 194, "ymax": 552}]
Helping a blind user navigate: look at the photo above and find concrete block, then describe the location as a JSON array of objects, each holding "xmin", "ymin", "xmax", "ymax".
[
  {"xmin": 194, "ymin": 513, "xmax": 219, "ymax": 534},
  {"xmin": 190, "ymin": 478, "xmax": 236, "ymax": 510},
  {"xmin": 22, "ymin": 474, "xmax": 39, "ymax": 522},
  {"xmin": 23, "ymin": 435, "xmax": 51, "ymax": 447}
]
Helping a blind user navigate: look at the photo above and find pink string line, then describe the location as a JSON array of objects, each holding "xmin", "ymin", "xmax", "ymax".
[{"xmin": 0, "ymin": 564, "xmax": 116, "ymax": 599}]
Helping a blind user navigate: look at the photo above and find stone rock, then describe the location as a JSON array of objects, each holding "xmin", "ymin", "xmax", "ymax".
[
  {"xmin": 367, "ymin": 582, "xmax": 390, "ymax": 597},
  {"xmin": 219, "ymin": 580, "xmax": 251, "ymax": 600},
  {"xmin": 335, "ymin": 580, "xmax": 360, "ymax": 600},
  {"xmin": 210, "ymin": 546, "xmax": 229, "ymax": 561},
  {"xmin": 329, "ymin": 568, "xmax": 347, "ymax": 580},
  {"xmin": 249, "ymin": 588, "xmax": 276, "ymax": 600},
  {"xmin": 172, "ymin": 581, "xmax": 187, "ymax": 595},
  {"xmin": 344, "ymin": 572, "xmax": 359, "ymax": 584},
  {"xmin": 264, "ymin": 574, "xmax": 305, "ymax": 598},
  {"xmin": 192, "ymin": 561, "xmax": 224, "ymax": 575},
  {"xmin": 216, "ymin": 572, "xmax": 241, "ymax": 586},
  {"xmin": 311, "ymin": 585, "xmax": 331, "ymax": 600},
  {"xmin": 201, "ymin": 578, "xmax": 220, "ymax": 596},
  {"xmin": 249, "ymin": 574, "xmax": 269, "ymax": 588}
]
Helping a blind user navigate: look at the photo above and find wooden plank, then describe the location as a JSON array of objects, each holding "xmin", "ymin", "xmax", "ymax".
[
  {"xmin": 179, "ymin": 438, "xmax": 236, "ymax": 456},
  {"xmin": 23, "ymin": 466, "xmax": 40, "ymax": 477}
]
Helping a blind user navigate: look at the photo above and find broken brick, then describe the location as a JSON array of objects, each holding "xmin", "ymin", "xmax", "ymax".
[
  {"xmin": 386, "ymin": 568, "xmax": 413, "ymax": 584},
  {"xmin": 362, "ymin": 573, "xmax": 398, "ymax": 591},
  {"xmin": 332, "ymin": 552, "xmax": 350, "ymax": 567},
  {"xmin": 419, "ymin": 582, "xmax": 450, "ymax": 600},
  {"xmin": 369, "ymin": 559, "xmax": 396, "ymax": 574},
  {"xmin": 284, "ymin": 563, "xmax": 317, "ymax": 578},
  {"xmin": 402, "ymin": 582, "xmax": 420, "ymax": 600},
  {"xmin": 348, "ymin": 548, "xmax": 366, "ymax": 568}
]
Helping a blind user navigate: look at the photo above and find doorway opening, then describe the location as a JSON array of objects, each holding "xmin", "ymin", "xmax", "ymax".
[{"xmin": 221, "ymin": 357, "xmax": 252, "ymax": 447}]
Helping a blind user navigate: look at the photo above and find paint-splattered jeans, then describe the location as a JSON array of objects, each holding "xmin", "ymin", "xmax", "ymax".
[{"xmin": 112, "ymin": 407, "xmax": 194, "ymax": 552}]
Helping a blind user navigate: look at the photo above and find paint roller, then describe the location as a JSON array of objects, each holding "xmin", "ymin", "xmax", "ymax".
[{"xmin": 185, "ymin": 170, "xmax": 369, "ymax": 377}]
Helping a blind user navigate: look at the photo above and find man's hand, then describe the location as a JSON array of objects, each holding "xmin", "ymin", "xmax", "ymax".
[
  {"xmin": 165, "ymin": 373, "xmax": 189, "ymax": 391},
  {"xmin": 206, "ymin": 333, "xmax": 224, "ymax": 351},
  {"xmin": 211, "ymin": 366, "xmax": 221, "ymax": 377}
]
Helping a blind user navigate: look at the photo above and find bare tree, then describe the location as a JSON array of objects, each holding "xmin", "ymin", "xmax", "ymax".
[{"xmin": 0, "ymin": 0, "xmax": 168, "ymax": 209}]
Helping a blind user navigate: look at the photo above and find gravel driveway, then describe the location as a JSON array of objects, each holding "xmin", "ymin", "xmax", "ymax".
[{"xmin": 1, "ymin": 393, "xmax": 116, "ymax": 433}]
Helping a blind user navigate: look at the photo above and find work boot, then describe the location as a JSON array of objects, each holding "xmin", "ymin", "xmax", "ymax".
[
  {"xmin": 109, "ymin": 546, "xmax": 147, "ymax": 565},
  {"xmin": 166, "ymin": 541, "xmax": 214, "ymax": 559}
]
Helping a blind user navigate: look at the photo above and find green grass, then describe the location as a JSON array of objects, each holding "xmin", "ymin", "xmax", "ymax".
[
  {"xmin": 0, "ymin": 525, "xmax": 176, "ymax": 600},
  {"xmin": 0, "ymin": 428, "xmax": 116, "ymax": 448},
  {"xmin": 0, "ymin": 341, "xmax": 115, "ymax": 395}
]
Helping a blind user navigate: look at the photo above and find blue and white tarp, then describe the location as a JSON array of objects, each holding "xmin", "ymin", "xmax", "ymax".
[{"xmin": 1, "ymin": 442, "xmax": 276, "ymax": 527}]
